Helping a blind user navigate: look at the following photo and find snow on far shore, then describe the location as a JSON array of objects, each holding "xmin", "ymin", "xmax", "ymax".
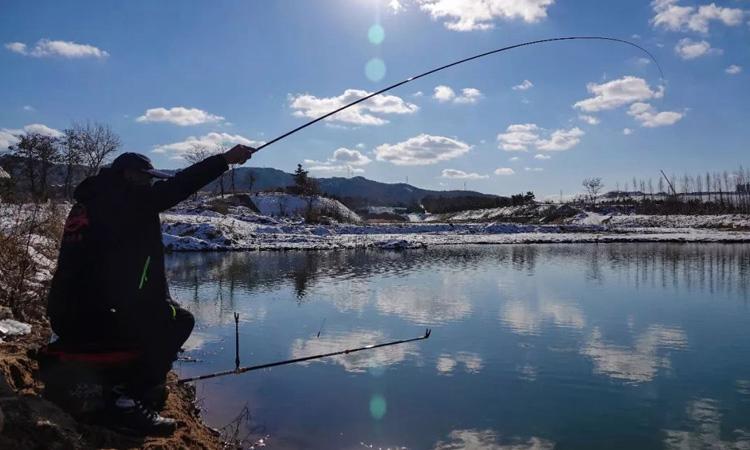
[
  {"xmin": 161, "ymin": 204, "xmax": 750, "ymax": 251},
  {"xmin": 249, "ymin": 192, "xmax": 361, "ymax": 223}
]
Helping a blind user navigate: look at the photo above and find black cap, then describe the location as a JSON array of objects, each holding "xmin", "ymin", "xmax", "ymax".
[{"xmin": 110, "ymin": 152, "xmax": 172, "ymax": 179}]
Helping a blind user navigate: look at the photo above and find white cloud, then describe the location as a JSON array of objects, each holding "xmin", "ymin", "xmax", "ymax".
[
  {"xmin": 536, "ymin": 127, "xmax": 584, "ymax": 151},
  {"xmin": 0, "ymin": 130, "xmax": 21, "ymax": 150},
  {"xmin": 433, "ymin": 85, "xmax": 456, "ymax": 102},
  {"xmin": 304, "ymin": 147, "xmax": 372, "ymax": 174},
  {"xmin": 436, "ymin": 352, "xmax": 484, "ymax": 375},
  {"xmin": 651, "ymin": 0, "xmax": 744, "ymax": 33},
  {"xmin": 375, "ymin": 134, "xmax": 471, "ymax": 166},
  {"xmin": 23, "ymin": 123, "xmax": 63, "ymax": 137},
  {"xmin": 389, "ymin": 0, "xmax": 405, "ymax": 13},
  {"xmin": 416, "ymin": 0, "xmax": 555, "ymax": 31},
  {"xmin": 291, "ymin": 330, "xmax": 418, "ymax": 373},
  {"xmin": 376, "ymin": 282, "xmax": 472, "ymax": 324},
  {"xmin": 635, "ymin": 57, "xmax": 652, "ymax": 66},
  {"xmin": 22, "ymin": 105, "xmax": 35, "ymax": 112},
  {"xmin": 434, "ymin": 429, "xmax": 554, "ymax": 450},
  {"xmin": 305, "ymin": 163, "xmax": 365, "ymax": 174},
  {"xmin": 628, "ymin": 102, "xmax": 684, "ymax": 127},
  {"xmin": 497, "ymin": 123, "xmax": 584, "ymax": 151},
  {"xmin": 512, "ymin": 79, "xmax": 534, "ymax": 91},
  {"xmin": 534, "ymin": 154, "xmax": 551, "ymax": 160},
  {"xmin": 508, "ymin": 156, "xmax": 520, "ymax": 162},
  {"xmin": 500, "ymin": 299, "xmax": 585, "ymax": 335},
  {"xmin": 496, "ymin": 123, "xmax": 541, "ymax": 151},
  {"xmin": 454, "ymin": 87, "xmax": 482, "ymax": 104},
  {"xmin": 726, "ymin": 65, "xmax": 742, "ymax": 75},
  {"xmin": 413, "ymin": 91, "xmax": 424, "ymax": 97},
  {"xmin": 494, "ymin": 167, "xmax": 515, "ymax": 175},
  {"xmin": 578, "ymin": 114, "xmax": 600, "ymax": 125},
  {"xmin": 331, "ymin": 147, "xmax": 371, "ymax": 165},
  {"xmin": 289, "ymin": 89, "xmax": 418, "ymax": 126},
  {"xmin": 5, "ymin": 39, "xmax": 109, "ymax": 59},
  {"xmin": 0, "ymin": 123, "xmax": 63, "ymax": 149},
  {"xmin": 441, "ymin": 169, "xmax": 488, "ymax": 179},
  {"xmin": 674, "ymin": 38, "xmax": 720, "ymax": 60},
  {"xmin": 623, "ymin": 128, "xmax": 633, "ymax": 135},
  {"xmin": 581, "ymin": 324, "xmax": 687, "ymax": 382},
  {"xmin": 4, "ymin": 42, "xmax": 27, "ymax": 54},
  {"xmin": 574, "ymin": 76, "xmax": 664, "ymax": 112},
  {"xmin": 136, "ymin": 107, "xmax": 225, "ymax": 126},
  {"xmin": 433, "ymin": 85, "xmax": 482, "ymax": 104},
  {"xmin": 524, "ymin": 167, "xmax": 544, "ymax": 172},
  {"xmin": 152, "ymin": 132, "xmax": 264, "ymax": 159}
]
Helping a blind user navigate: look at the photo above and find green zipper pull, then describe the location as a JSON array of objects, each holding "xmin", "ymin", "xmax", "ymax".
[{"xmin": 138, "ymin": 256, "xmax": 151, "ymax": 289}]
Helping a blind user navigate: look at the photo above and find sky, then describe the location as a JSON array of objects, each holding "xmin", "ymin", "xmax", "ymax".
[{"xmin": 0, "ymin": 0, "xmax": 748, "ymax": 198}]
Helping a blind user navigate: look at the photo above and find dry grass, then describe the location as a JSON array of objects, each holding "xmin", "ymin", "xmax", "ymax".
[{"xmin": 0, "ymin": 201, "xmax": 66, "ymax": 322}]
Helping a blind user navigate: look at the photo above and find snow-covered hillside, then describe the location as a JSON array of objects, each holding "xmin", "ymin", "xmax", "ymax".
[{"xmin": 248, "ymin": 192, "xmax": 361, "ymax": 223}]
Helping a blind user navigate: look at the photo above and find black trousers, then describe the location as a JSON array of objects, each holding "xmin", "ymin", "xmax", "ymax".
[{"xmin": 126, "ymin": 304, "xmax": 195, "ymax": 397}]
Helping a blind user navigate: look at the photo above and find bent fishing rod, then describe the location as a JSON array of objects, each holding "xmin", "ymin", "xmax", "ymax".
[
  {"xmin": 248, "ymin": 36, "xmax": 664, "ymax": 155},
  {"xmin": 178, "ymin": 325, "xmax": 431, "ymax": 384}
]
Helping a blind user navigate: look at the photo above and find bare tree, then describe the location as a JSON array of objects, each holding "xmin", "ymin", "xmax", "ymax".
[
  {"xmin": 183, "ymin": 143, "xmax": 213, "ymax": 165},
  {"xmin": 648, "ymin": 178, "xmax": 654, "ymax": 200},
  {"xmin": 582, "ymin": 177, "xmax": 604, "ymax": 205},
  {"xmin": 60, "ymin": 128, "xmax": 85, "ymax": 198},
  {"xmin": 183, "ymin": 144, "xmax": 214, "ymax": 200},
  {"xmin": 9, "ymin": 132, "xmax": 61, "ymax": 200},
  {"xmin": 69, "ymin": 122, "xmax": 121, "ymax": 176}
]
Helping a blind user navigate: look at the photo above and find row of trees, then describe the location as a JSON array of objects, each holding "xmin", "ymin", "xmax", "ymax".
[
  {"xmin": 6, "ymin": 122, "xmax": 120, "ymax": 200},
  {"xmin": 611, "ymin": 167, "xmax": 750, "ymax": 202},
  {"xmin": 580, "ymin": 165, "xmax": 750, "ymax": 214}
]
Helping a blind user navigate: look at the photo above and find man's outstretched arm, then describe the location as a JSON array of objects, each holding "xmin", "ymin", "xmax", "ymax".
[{"xmin": 144, "ymin": 145, "xmax": 255, "ymax": 212}]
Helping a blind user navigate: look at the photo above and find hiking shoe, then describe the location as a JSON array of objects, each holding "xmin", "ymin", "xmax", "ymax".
[{"xmin": 109, "ymin": 395, "xmax": 177, "ymax": 435}]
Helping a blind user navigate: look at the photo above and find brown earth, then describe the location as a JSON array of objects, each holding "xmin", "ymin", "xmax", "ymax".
[{"xmin": 0, "ymin": 318, "xmax": 223, "ymax": 450}]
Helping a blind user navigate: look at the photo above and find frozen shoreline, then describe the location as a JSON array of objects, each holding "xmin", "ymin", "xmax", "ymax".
[{"xmin": 161, "ymin": 210, "xmax": 750, "ymax": 251}]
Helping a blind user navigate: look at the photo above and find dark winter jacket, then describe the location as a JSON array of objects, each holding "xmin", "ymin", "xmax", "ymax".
[{"xmin": 47, "ymin": 155, "xmax": 228, "ymax": 343}]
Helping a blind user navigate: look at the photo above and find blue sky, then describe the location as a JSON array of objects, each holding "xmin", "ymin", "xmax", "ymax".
[{"xmin": 1, "ymin": 0, "xmax": 747, "ymax": 198}]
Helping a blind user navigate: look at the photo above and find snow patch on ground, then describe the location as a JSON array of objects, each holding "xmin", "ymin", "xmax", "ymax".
[{"xmin": 248, "ymin": 192, "xmax": 361, "ymax": 223}]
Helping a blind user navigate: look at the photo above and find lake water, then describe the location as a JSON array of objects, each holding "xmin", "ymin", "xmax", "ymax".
[{"xmin": 166, "ymin": 244, "xmax": 750, "ymax": 449}]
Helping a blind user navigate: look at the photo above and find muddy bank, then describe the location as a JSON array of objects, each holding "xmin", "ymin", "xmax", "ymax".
[{"xmin": 0, "ymin": 318, "xmax": 224, "ymax": 449}]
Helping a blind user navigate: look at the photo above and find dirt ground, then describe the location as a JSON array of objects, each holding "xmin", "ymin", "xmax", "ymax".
[{"xmin": 0, "ymin": 318, "xmax": 224, "ymax": 450}]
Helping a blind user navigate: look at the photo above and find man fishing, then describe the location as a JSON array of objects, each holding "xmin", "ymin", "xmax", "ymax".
[{"xmin": 46, "ymin": 144, "xmax": 254, "ymax": 434}]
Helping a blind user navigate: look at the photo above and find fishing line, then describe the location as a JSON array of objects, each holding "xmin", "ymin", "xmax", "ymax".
[{"xmin": 250, "ymin": 36, "xmax": 664, "ymax": 155}]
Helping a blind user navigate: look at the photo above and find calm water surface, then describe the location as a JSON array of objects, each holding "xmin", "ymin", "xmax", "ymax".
[{"xmin": 166, "ymin": 244, "xmax": 750, "ymax": 449}]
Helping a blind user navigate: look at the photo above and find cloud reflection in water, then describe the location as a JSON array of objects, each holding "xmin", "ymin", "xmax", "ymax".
[
  {"xmin": 581, "ymin": 325, "xmax": 687, "ymax": 383},
  {"xmin": 289, "ymin": 330, "xmax": 418, "ymax": 373}
]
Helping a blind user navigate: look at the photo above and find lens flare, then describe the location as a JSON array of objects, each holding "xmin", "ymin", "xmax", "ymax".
[
  {"xmin": 369, "ymin": 394, "xmax": 387, "ymax": 420},
  {"xmin": 368, "ymin": 24, "xmax": 385, "ymax": 45},
  {"xmin": 365, "ymin": 58, "xmax": 386, "ymax": 82}
]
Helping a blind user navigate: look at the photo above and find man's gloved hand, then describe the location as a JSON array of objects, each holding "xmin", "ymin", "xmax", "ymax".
[{"xmin": 223, "ymin": 144, "xmax": 255, "ymax": 165}]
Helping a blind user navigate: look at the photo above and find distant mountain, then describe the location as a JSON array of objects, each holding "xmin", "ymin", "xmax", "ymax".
[
  {"xmin": 0, "ymin": 154, "xmax": 499, "ymax": 207},
  {"xmin": 206, "ymin": 167, "xmax": 499, "ymax": 207}
]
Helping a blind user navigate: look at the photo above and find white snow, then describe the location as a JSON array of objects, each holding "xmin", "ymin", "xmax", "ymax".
[
  {"xmin": 0, "ymin": 319, "xmax": 32, "ymax": 337},
  {"xmin": 160, "ymin": 206, "xmax": 750, "ymax": 251},
  {"xmin": 248, "ymin": 192, "xmax": 361, "ymax": 223}
]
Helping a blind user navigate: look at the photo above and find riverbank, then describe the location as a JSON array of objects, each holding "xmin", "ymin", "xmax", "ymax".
[
  {"xmin": 0, "ymin": 323, "xmax": 223, "ymax": 449},
  {"xmin": 161, "ymin": 205, "xmax": 750, "ymax": 251}
]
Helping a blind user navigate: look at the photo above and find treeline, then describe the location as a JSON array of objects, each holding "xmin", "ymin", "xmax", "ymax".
[
  {"xmin": 422, "ymin": 191, "xmax": 535, "ymax": 214},
  {"xmin": 1, "ymin": 122, "xmax": 120, "ymax": 201},
  {"xmin": 604, "ymin": 166, "xmax": 750, "ymax": 214}
]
